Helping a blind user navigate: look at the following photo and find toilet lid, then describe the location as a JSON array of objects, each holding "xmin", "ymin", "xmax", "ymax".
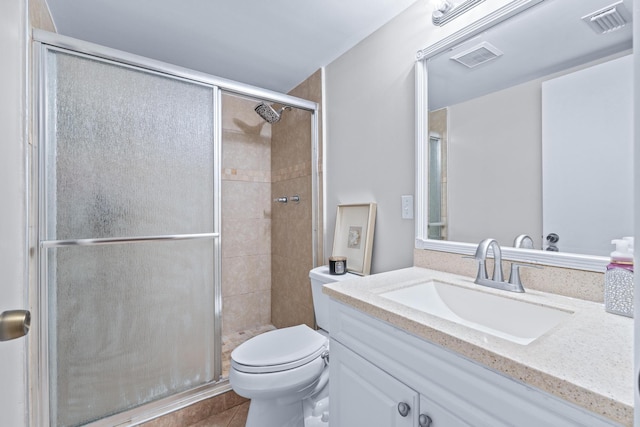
[{"xmin": 231, "ymin": 325, "xmax": 328, "ymax": 374}]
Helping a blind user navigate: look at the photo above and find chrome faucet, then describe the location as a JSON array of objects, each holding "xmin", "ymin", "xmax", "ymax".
[
  {"xmin": 513, "ymin": 234, "xmax": 534, "ymax": 249},
  {"xmin": 474, "ymin": 238, "xmax": 503, "ymax": 283},
  {"xmin": 473, "ymin": 238, "xmax": 525, "ymax": 293}
]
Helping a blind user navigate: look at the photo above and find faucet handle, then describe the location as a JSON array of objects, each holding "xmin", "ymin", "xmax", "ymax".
[
  {"xmin": 508, "ymin": 262, "xmax": 542, "ymax": 290},
  {"xmin": 513, "ymin": 234, "xmax": 535, "ymax": 249}
]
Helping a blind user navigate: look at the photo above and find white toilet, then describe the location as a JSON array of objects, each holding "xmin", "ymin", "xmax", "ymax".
[{"xmin": 229, "ymin": 265, "xmax": 357, "ymax": 427}]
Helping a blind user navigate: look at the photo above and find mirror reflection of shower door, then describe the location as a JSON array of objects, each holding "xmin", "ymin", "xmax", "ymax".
[
  {"xmin": 40, "ymin": 48, "xmax": 220, "ymax": 427},
  {"xmin": 428, "ymin": 135, "xmax": 444, "ymax": 240}
]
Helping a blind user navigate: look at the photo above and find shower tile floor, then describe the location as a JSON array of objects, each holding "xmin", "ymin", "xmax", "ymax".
[{"xmin": 221, "ymin": 324, "xmax": 276, "ymax": 379}]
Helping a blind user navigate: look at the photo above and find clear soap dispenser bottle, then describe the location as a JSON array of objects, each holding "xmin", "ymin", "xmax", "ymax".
[{"xmin": 604, "ymin": 238, "xmax": 634, "ymax": 317}]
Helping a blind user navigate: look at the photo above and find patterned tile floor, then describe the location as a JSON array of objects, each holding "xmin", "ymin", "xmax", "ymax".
[{"xmin": 188, "ymin": 401, "xmax": 250, "ymax": 427}]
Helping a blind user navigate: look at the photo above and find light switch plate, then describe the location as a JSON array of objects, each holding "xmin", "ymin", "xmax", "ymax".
[{"xmin": 401, "ymin": 195, "xmax": 413, "ymax": 219}]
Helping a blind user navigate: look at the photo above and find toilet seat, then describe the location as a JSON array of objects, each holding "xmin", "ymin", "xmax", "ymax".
[{"xmin": 231, "ymin": 325, "xmax": 328, "ymax": 374}]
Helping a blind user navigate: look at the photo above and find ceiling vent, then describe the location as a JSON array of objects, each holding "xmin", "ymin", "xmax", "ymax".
[
  {"xmin": 450, "ymin": 42, "xmax": 503, "ymax": 69},
  {"xmin": 582, "ymin": 1, "xmax": 632, "ymax": 34}
]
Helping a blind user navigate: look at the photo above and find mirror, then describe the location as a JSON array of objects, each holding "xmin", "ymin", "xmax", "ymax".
[{"xmin": 419, "ymin": 0, "xmax": 633, "ymax": 261}]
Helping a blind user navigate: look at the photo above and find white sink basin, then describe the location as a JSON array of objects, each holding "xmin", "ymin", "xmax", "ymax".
[{"xmin": 380, "ymin": 280, "xmax": 572, "ymax": 345}]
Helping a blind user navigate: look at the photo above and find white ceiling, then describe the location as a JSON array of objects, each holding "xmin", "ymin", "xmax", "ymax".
[{"xmin": 45, "ymin": 0, "xmax": 420, "ymax": 94}]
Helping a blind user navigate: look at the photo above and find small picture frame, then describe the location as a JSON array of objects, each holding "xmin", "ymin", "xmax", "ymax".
[{"xmin": 332, "ymin": 203, "xmax": 377, "ymax": 275}]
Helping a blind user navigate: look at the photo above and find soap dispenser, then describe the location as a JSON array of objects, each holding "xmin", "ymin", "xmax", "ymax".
[{"xmin": 604, "ymin": 238, "xmax": 634, "ymax": 317}]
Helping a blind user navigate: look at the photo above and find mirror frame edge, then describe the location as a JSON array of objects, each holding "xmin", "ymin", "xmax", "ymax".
[{"xmin": 414, "ymin": 0, "xmax": 609, "ymax": 273}]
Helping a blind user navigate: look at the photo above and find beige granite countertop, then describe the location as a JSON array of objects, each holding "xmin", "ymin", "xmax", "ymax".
[{"xmin": 324, "ymin": 267, "xmax": 633, "ymax": 426}]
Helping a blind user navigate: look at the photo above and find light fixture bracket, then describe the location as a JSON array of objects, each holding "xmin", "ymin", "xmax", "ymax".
[{"xmin": 432, "ymin": 0, "xmax": 486, "ymax": 26}]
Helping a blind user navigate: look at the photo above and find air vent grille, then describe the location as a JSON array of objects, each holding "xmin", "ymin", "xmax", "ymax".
[
  {"xmin": 450, "ymin": 42, "xmax": 503, "ymax": 69},
  {"xmin": 582, "ymin": 1, "xmax": 631, "ymax": 34}
]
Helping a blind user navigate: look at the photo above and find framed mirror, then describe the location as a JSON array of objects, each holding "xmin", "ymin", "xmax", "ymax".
[{"xmin": 415, "ymin": 0, "xmax": 633, "ymax": 271}]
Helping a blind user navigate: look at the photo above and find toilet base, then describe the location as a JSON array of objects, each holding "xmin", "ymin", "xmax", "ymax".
[
  {"xmin": 243, "ymin": 369, "xmax": 330, "ymax": 427},
  {"xmin": 244, "ymin": 392, "xmax": 330, "ymax": 427},
  {"xmin": 302, "ymin": 383, "xmax": 329, "ymax": 426},
  {"xmin": 245, "ymin": 398, "xmax": 304, "ymax": 427}
]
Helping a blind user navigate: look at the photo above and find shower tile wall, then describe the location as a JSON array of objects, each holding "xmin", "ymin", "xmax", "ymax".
[
  {"xmin": 221, "ymin": 69, "xmax": 323, "ymax": 336},
  {"xmin": 271, "ymin": 70, "xmax": 323, "ymax": 329},
  {"xmin": 30, "ymin": 0, "xmax": 56, "ymax": 32},
  {"xmin": 221, "ymin": 94, "xmax": 272, "ymax": 338}
]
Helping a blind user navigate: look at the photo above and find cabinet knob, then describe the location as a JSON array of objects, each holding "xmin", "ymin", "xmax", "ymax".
[
  {"xmin": 419, "ymin": 414, "xmax": 433, "ymax": 427},
  {"xmin": 397, "ymin": 402, "xmax": 411, "ymax": 417}
]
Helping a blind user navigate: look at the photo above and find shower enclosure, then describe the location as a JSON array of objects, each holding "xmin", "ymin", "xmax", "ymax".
[
  {"xmin": 219, "ymin": 90, "xmax": 320, "ymax": 381},
  {"xmin": 32, "ymin": 31, "xmax": 319, "ymax": 426}
]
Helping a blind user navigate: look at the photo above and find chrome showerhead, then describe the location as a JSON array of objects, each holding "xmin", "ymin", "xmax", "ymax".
[{"xmin": 254, "ymin": 102, "xmax": 291, "ymax": 124}]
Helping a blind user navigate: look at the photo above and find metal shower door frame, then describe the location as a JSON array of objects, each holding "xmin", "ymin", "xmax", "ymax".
[{"xmin": 30, "ymin": 30, "xmax": 320, "ymax": 427}]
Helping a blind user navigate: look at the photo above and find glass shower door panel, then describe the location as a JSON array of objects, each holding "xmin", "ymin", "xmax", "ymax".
[
  {"xmin": 42, "ymin": 49, "xmax": 218, "ymax": 426},
  {"xmin": 47, "ymin": 240, "xmax": 215, "ymax": 427},
  {"xmin": 45, "ymin": 50, "xmax": 215, "ymax": 240}
]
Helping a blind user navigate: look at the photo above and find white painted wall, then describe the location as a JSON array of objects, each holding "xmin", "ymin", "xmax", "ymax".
[
  {"xmin": 448, "ymin": 80, "xmax": 541, "ymax": 247},
  {"xmin": 324, "ymin": 0, "xmax": 514, "ymax": 273},
  {"xmin": 0, "ymin": 1, "xmax": 29, "ymax": 426}
]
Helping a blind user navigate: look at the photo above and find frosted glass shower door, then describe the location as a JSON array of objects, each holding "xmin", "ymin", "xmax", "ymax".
[{"xmin": 40, "ymin": 48, "xmax": 219, "ymax": 427}]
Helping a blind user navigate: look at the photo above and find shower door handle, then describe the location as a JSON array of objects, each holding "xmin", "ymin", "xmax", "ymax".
[{"xmin": 0, "ymin": 310, "xmax": 31, "ymax": 341}]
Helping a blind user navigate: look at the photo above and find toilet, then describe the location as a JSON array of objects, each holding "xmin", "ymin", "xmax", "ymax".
[{"xmin": 229, "ymin": 265, "xmax": 358, "ymax": 427}]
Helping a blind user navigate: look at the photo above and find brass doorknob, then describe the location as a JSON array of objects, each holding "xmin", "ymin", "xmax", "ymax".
[{"xmin": 0, "ymin": 310, "xmax": 31, "ymax": 341}]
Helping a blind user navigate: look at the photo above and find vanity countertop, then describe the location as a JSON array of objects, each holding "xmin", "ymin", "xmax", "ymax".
[{"xmin": 323, "ymin": 267, "xmax": 633, "ymax": 426}]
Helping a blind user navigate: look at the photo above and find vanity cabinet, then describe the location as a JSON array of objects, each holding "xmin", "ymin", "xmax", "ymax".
[
  {"xmin": 331, "ymin": 340, "xmax": 419, "ymax": 426},
  {"xmin": 331, "ymin": 340, "xmax": 469, "ymax": 426},
  {"xmin": 329, "ymin": 300, "xmax": 622, "ymax": 427}
]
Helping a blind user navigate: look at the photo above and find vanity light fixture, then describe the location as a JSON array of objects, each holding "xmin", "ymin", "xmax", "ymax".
[
  {"xmin": 432, "ymin": 0, "xmax": 486, "ymax": 26},
  {"xmin": 582, "ymin": 1, "xmax": 632, "ymax": 34}
]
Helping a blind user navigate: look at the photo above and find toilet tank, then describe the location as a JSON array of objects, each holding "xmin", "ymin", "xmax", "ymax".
[{"xmin": 309, "ymin": 265, "xmax": 358, "ymax": 332}]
